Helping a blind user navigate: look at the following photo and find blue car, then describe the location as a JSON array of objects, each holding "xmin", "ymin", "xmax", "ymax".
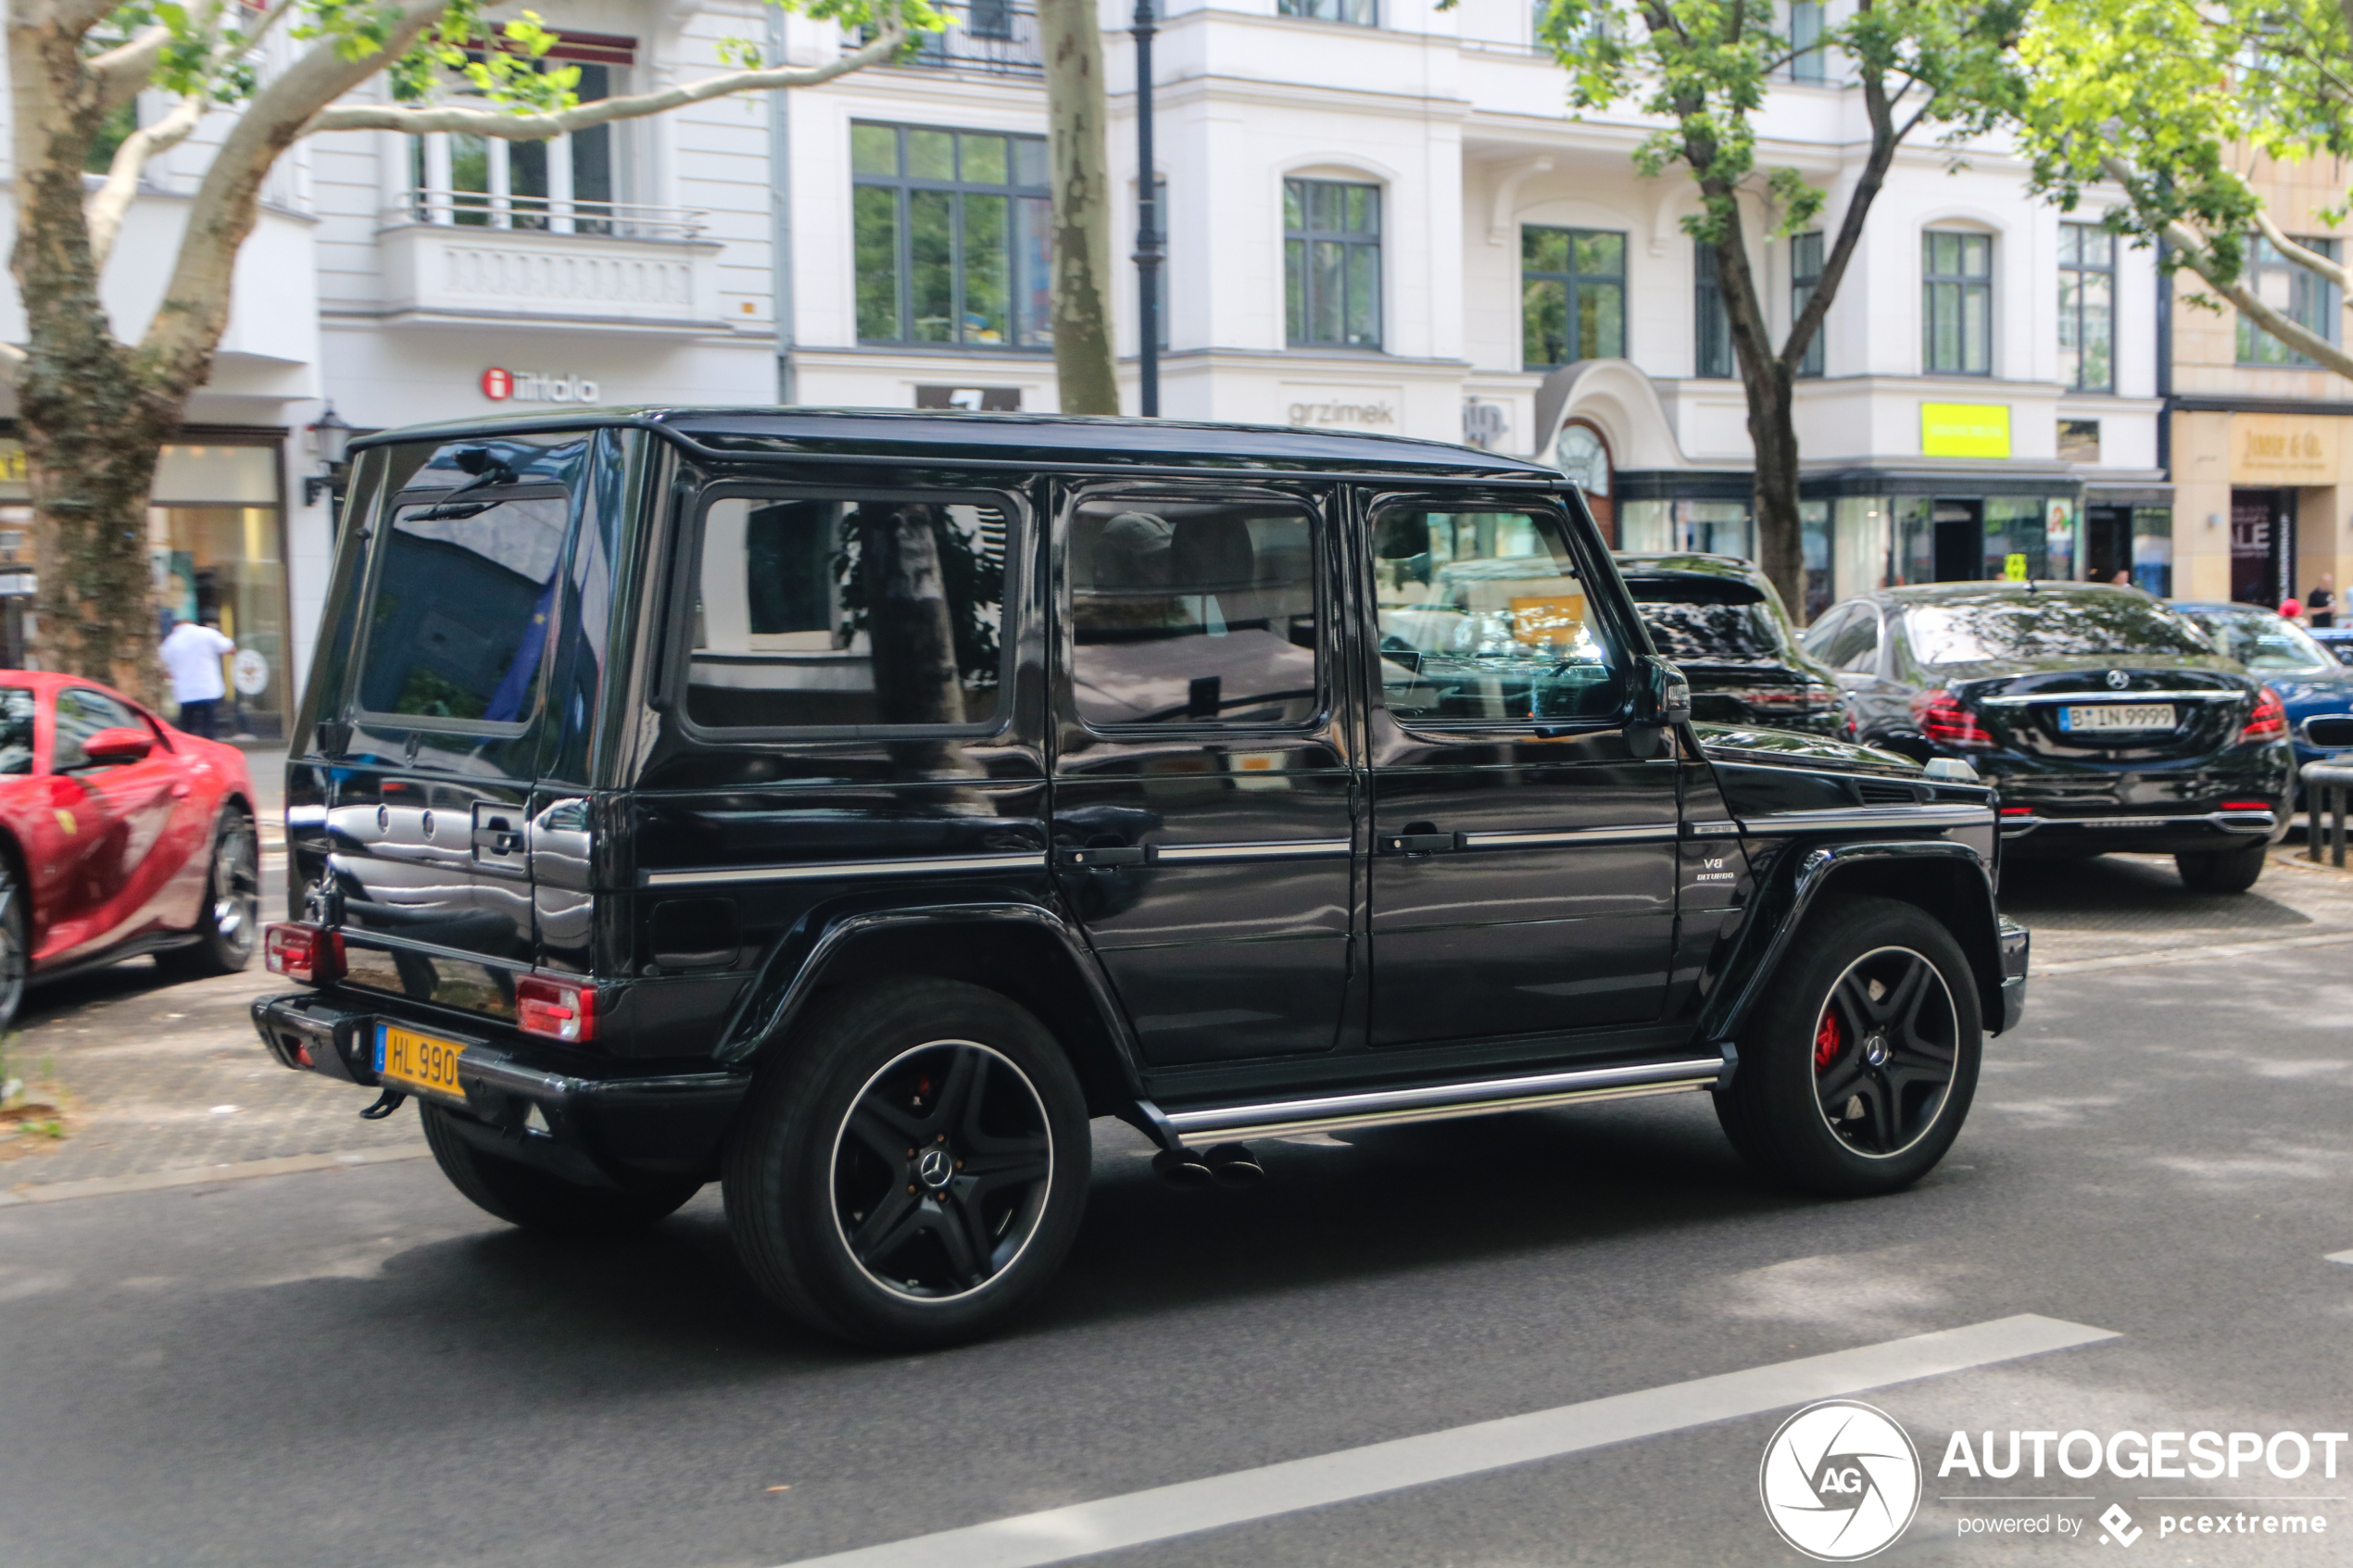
[
  {"xmin": 2178, "ymin": 602, "xmax": 2353, "ymax": 777},
  {"xmin": 2308, "ymin": 624, "xmax": 2353, "ymax": 667}
]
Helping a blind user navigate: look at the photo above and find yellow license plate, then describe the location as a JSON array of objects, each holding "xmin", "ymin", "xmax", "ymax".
[{"xmin": 376, "ymin": 1024, "xmax": 467, "ymax": 1101}]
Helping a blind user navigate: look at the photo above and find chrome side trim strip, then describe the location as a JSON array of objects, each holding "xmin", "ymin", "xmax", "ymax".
[
  {"xmin": 642, "ymin": 851, "xmax": 1048, "ymax": 888},
  {"xmin": 1978, "ymin": 690, "xmax": 2237, "ymax": 706},
  {"xmin": 1152, "ymin": 839, "xmax": 1352, "ymax": 863},
  {"xmin": 2004, "ymin": 810, "xmax": 2273, "ymax": 835},
  {"xmin": 1457, "ymin": 823, "xmax": 1679, "ymax": 848},
  {"xmin": 1163, "ymin": 1057, "xmax": 1728, "ymax": 1146},
  {"xmin": 1739, "ymin": 804, "xmax": 1994, "ymax": 834}
]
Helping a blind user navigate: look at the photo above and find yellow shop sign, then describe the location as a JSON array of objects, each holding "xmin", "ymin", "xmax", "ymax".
[{"xmin": 1921, "ymin": 404, "xmax": 2012, "ymax": 458}]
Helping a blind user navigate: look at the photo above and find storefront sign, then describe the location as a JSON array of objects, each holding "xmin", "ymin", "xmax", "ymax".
[
  {"xmin": 2231, "ymin": 413, "xmax": 2340, "ymax": 483},
  {"xmin": 1288, "ymin": 397, "xmax": 1397, "ymax": 428},
  {"xmin": 1921, "ymin": 404, "xmax": 2012, "ymax": 458},
  {"xmin": 481, "ymin": 368, "xmax": 601, "ymax": 404}
]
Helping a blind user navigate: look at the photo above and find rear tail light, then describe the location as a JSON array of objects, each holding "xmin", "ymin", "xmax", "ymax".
[
  {"xmin": 1911, "ymin": 689, "xmax": 1994, "ymax": 749},
  {"xmin": 2222, "ymin": 799, "xmax": 2276, "ymax": 811},
  {"xmin": 2241, "ymin": 686, "xmax": 2287, "ymax": 741},
  {"xmin": 2000, "ymin": 806, "xmax": 2035, "ymax": 817},
  {"xmin": 264, "ymin": 922, "xmax": 343, "ymax": 985},
  {"xmin": 517, "ymin": 975, "xmax": 597, "ymax": 1043}
]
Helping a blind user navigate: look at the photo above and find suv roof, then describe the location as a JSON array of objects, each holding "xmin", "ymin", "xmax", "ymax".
[{"xmin": 351, "ymin": 408, "xmax": 1560, "ymax": 481}]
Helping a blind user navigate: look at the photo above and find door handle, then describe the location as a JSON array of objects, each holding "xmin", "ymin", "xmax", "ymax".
[
  {"xmin": 1380, "ymin": 822, "xmax": 1460, "ymax": 855},
  {"xmin": 1058, "ymin": 845, "xmax": 1150, "ymax": 868},
  {"xmin": 472, "ymin": 826, "xmax": 522, "ymax": 857}
]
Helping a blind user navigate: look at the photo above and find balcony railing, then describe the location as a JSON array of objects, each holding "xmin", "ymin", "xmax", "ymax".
[
  {"xmin": 861, "ymin": 1, "xmax": 1042, "ymax": 76},
  {"xmin": 395, "ymin": 189, "xmax": 709, "ymax": 242}
]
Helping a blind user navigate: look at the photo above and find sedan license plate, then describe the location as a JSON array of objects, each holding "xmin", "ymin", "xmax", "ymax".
[
  {"xmin": 2061, "ymin": 703, "xmax": 2175, "ymax": 733},
  {"xmin": 376, "ymin": 1023, "xmax": 466, "ymax": 1101}
]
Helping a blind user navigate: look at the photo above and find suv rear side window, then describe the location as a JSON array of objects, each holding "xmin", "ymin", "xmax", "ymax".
[
  {"xmin": 1068, "ymin": 498, "xmax": 1321, "ymax": 727},
  {"xmin": 686, "ymin": 495, "xmax": 1009, "ymax": 731},
  {"xmin": 358, "ymin": 492, "xmax": 569, "ymax": 724},
  {"xmin": 1374, "ymin": 507, "xmax": 1623, "ymax": 722}
]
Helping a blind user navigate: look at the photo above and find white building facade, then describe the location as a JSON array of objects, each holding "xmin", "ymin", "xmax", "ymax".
[{"xmin": 0, "ymin": 0, "xmax": 2171, "ymax": 734}]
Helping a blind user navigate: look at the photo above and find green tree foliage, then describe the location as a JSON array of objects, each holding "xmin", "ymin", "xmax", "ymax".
[{"xmin": 2015, "ymin": 0, "xmax": 2353, "ymax": 377}]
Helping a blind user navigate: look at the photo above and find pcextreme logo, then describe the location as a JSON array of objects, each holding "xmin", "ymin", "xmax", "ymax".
[{"xmin": 1760, "ymin": 1400, "xmax": 1924, "ymax": 1561}]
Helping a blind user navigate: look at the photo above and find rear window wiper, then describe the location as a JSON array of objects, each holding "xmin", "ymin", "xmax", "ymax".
[{"xmin": 416, "ymin": 448, "xmax": 520, "ymax": 520}]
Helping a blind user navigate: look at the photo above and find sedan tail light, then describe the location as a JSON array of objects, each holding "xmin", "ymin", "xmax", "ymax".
[
  {"xmin": 517, "ymin": 975, "xmax": 597, "ymax": 1043},
  {"xmin": 1910, "ymin": 689, "xmax": 1994, "ymax": 749},
  {"xmin": 2241, "ymin": 686, "xmax": 2287, "ymax": 741},
  {"xmin": 264, "ymin": 922, "xmax": 344, "ymax": 985}
]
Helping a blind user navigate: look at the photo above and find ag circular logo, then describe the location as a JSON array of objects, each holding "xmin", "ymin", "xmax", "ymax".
[{"xmin": 1758, "ymin": 1399, "xmax": 1921, "ymax": 1561}]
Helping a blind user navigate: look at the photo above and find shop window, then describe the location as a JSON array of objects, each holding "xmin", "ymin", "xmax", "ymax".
[
  {"xmin": 1281, "ymin": 0, "xmax": 1377, "ymax": 22},
  {"xmin": 2238, "ymin": 234, "xmax": 2342, "ymax": 366},
  {"xmin": 149, "ymin": 444, "xmax": 286, "ymax": 741},
  {"xmin": 2058, "ymin": 223, "xmax": 2114, "ymax": 392},
  {"xmin": 1554, "ymin": 420, "xmax": 1615, "ymax": 534},
  {"xmin": 854, "ymin": 122, "xmax": 1054, "ymax": 349},
  {"xmin": 2132, "ymin": 510, "xmax": 2173, "ymax": 597},
  {"xmin": 1791, "ymin": 231, "xmax": 1825, "ymax": 376},
  {"xmin": 1523, "ymin": 226, "xmax": 1625, "ymax": 369},
  {"xmin": 408, "ymin": 35, "xmax": 633, "ymax": 234},
  {"xmin": 1694, "ymin": 241, "xmax": 1733, "ymax": 379},
  {"xmin": 1286, "ymin": 178, "xmax": 1383, "ymax": 349},
  {"xmin": 1922, "ymin": 230, "xmax": 1993, "ymax": 375}
]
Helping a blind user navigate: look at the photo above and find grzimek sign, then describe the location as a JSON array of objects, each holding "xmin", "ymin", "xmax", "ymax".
[{"xmin": 481, "ymin": 368, "xmax": 602, "ymax": 404}]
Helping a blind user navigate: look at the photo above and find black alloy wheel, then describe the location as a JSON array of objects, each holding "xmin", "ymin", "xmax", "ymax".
[
  {"xmin": 158, "ymin": 806, "xmax": 261, "ymax": 978},
  {"xmin": 1806, "ymin": 946, "xmax": 1959, "ymax": 1159},
  {"xmin": 1717, "ymin": 895, "xmax": 1982, "ymax": 1196},
  {"xmin": 0, "ymin": 856, "xmax": 26, "ymax": 1034},
  {"xmin": 724, "ymin": 978, "xmax": 1089, "ymax": 1348},
  {"xmin": 830, "ymin": 1041, "xmax": 1054, "ymax": 1301}
]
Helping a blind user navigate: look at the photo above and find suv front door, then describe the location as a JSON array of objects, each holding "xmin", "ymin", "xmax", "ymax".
[
  {"xmin": 1050, "ymin": 489, "xmax": 1355, "ymax": 1068},
  {"xmin": 1365, "ymin": 496, "xmax": 1680, "ymax": 1048}
]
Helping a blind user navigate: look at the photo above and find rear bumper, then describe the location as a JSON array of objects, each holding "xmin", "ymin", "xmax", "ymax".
[
  {"xmin": 1998, "ymin": 807, "xmax": 2280, "ymax": 856},
  {"xmin": 1996, "ymin": 916, "xmax": 2029, "ymax": 1034},
  {"xmin": 252, "ymin": 990, "xmax": 748, "ymax": 1185}
]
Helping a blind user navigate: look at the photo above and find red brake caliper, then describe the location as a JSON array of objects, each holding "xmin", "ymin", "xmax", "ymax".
[{"xmin": 1812, "ymin": 1010, "xmax": 1843, "ymax": 1073}]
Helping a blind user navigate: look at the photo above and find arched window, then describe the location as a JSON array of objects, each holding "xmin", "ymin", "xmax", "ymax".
[{"xmin": 1554, "ymin": 420, "xmax": 1615, "ymax": 534}]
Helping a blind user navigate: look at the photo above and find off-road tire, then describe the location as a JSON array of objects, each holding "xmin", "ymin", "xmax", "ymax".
[
  {"xmin": 2174, "ymin": 840, "xmax": 2267, "ymax": 895},
  {"xmin": 1715, "ymin": 896, "xmax": 1982, "ymax": 1197},
  {"xmin": 421, "ymin": 1101, "xmax": 701, "ymax": 1236},
  {"xmin": 722, "ymin": 978, "xmax": 1089, "ymax": 1349}
]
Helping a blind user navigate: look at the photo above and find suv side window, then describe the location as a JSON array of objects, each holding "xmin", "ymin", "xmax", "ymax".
[
  {"xmin": 1373, "ymin": 506, "xmax": 1623, "ymax": 723},
  {"xmin": 55, "ymin": 687, "xmax": 145, "ymax": 769},
  {"xmin": 1068, "ymin": 498, "xmax": 1320, "ymax": 728},
  {"xmin": 685, "ymin": 493, "xmax": 1012, "ymax": 732}
]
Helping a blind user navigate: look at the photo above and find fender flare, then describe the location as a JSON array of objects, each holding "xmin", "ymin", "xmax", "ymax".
[
  {"xmin": 712, "ymin": 900, "xmax": 1149, "ymax": 1099},
  {"xmin": 1699, "ymin": 838, "xmax": 2007, "ymax": 1046}
]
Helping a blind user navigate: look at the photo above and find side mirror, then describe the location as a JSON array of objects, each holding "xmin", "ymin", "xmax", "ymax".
[
  {"xmin": 1625, "ymin": 655, "xmax": 1692, "ymax": 759},
  {"xmin": 77, "ymin": 726, "xmax": 156, "ymax": 767}
]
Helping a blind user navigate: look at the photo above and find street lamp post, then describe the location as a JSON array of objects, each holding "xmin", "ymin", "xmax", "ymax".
[{"xmin": 1133, "ymin": 0, "xmax": 1162, "ymax": 418}]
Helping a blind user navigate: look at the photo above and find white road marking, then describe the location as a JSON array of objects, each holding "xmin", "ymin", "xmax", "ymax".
[
  {"xmin": 2327, "ymin": 1249, "xmax": 2353, "ymax": 1265},
  {"xmin": 771, "ymin": 1313, "xmax": 2117, "ymax": 1568}
]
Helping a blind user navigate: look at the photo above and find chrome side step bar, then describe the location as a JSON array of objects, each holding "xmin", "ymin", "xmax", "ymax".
[{"xmin": 1151, "ymin": 1056, "xmax": 1731, "ymax": 1148}]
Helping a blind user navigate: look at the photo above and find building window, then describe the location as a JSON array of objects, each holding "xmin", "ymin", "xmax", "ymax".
[
  {"xmin": 409, "ymin": 33, "xmax": 633, "ymax": 233},
  {"xmin": 1694, "ymin": 241, "xmax": 1733, "ymax": 379},
  {"xmin": 1790, "ymin": 0, "xmax": 1825, "ymax": 81},
  {"xmin": 1922, "ymin": 229, "xmax": 1993, "ymax": 375},
  {"xmin": 1791, "ymin": 231, "xmax": 1825, "ymax": 376},
  {"xmin": 1280, "ymin": 0, "xmax": 1377, "ymax": 22},
  {"xmin": 2058, "ymin": 222, "xmax": 2114, "ymax": 392},
  {"xmin": 1143, "ymin": 175, "xmax": 1168, "ymax": 350},
  {"xmin": 2238, "ymin": 234, "xmax": 2343, "ymax": 366},
  {"xmin": 853, "ymin": 121, "xmax": 1053, "ymax": 349},
  {"xmin": 1523, "ymin": 226, "xmax": 1626, "ymax": 369},
  {"xmin": 2058, "ymin": 419, "xmax": 2101, "ymax": 463},
  {"xmin": 1285, "ymin": 178, "xmax": 1382, "ymax": 349}
]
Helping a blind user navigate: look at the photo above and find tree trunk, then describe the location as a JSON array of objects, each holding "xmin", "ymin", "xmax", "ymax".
[
  {"xmin": 1038, "ymin": 0, "xmax": 1120, "ymax": 416},
  {"xmin": 7, "ymin": 11, "xmax": 183, "ymax": 696},
  {"xmin": 1700, "ymin": 188, "xmax": 1808, "ymax": 621}
]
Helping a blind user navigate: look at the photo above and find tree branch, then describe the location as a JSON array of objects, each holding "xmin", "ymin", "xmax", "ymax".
[
  {"xmin": 85, "ymin": 93, "xmax": 205, "ymax": 270},
  {"xmin": 304, "ymin": 20, "xmax": 909, "ymax": 138},
  {"xmin": 87, "ymin": 25, "xmax": 170, "ymax": 112},
  {"xmin": 2251, "ymin": 206, "xmax": 2353, "ymax": 295}
]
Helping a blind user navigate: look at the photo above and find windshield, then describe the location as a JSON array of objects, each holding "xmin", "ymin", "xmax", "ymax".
[
  {"xmin": 1624, "ymin": 579, "xmax": 1793, "ymax": 664},
  {"xmin": 1903, "ymin": 596, "xmax": 2214, "ymax": 666},
  {"xmin": 2185, "ymin": 608, "xmax": 2335, "ymax": 673}
]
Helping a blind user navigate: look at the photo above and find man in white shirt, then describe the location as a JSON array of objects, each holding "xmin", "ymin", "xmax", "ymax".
[{"xmin": 158, "ymin": 614, "xmax": 236, "ymax": 737}]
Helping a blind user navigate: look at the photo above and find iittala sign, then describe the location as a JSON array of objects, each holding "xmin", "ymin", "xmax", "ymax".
[{"xmin": 481, "ymin": 368, "xmax": 602, "ymax": 403}]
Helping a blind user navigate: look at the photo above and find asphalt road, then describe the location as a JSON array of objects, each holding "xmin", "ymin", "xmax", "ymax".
[{"xmin": 5, "ymin": 901, "xmax": 2353, "ymax": 1564}]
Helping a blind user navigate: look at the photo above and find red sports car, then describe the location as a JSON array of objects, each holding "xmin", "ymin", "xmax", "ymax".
[{"xmin": 0, "ymin": 671, "xmax": 260, "ymax": 1030}]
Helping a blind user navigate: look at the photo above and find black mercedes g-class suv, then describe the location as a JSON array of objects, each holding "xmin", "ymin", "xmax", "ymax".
[{"xmin": 254, "ymin": 410, "xmax": 2027, "ymax": 1348}]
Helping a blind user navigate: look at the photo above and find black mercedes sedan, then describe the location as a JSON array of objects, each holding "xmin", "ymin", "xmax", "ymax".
[
  {"xmin": 1616, "ymin": 553, "xmax": 1843, "ymax": 735},
  {"xmin": 1801, "ymin": 583, "xmax": 2294, "ymax": 893}
]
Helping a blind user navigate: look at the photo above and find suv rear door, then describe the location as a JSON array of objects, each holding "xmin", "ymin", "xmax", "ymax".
[{"xmin": 318, "ymin": 437, "xmax": 586, "ymax": 1021}]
